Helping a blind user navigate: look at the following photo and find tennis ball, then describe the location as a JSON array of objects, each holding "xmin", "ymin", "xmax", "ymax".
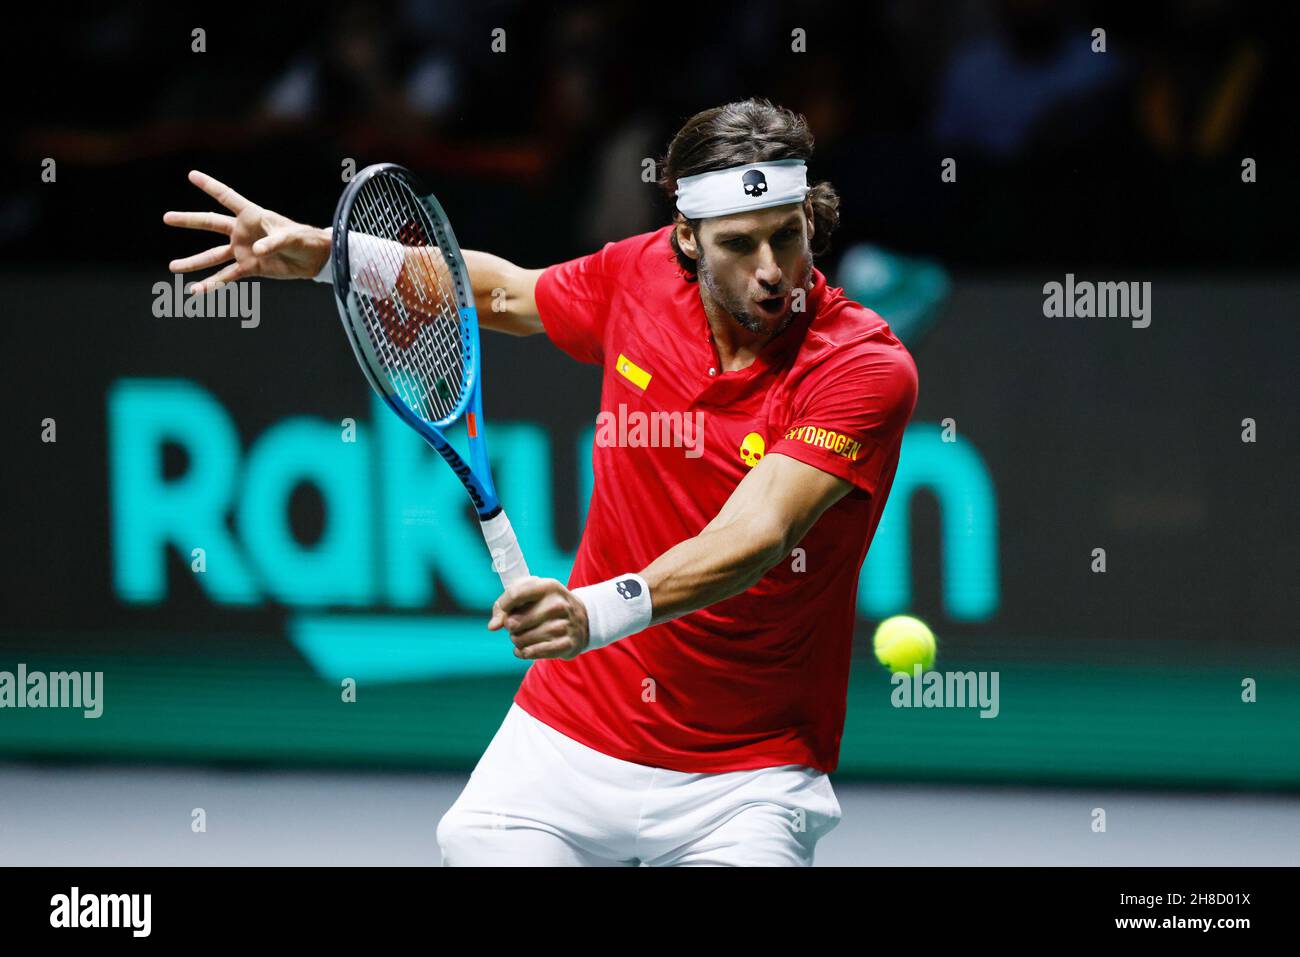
[{"xmin": 872, "ymin": 615, "xmax": 936, "ymax": 674}]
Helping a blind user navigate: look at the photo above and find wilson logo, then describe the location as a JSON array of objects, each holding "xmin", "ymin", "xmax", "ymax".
[{"xmin": 446, "ymin": 452, "xmax": 486, "ymax": 511}]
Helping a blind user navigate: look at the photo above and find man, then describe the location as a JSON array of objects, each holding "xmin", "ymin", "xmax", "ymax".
[{"xmin": 165, "ymin": 98, "xmax": 918, "ymax": 866}]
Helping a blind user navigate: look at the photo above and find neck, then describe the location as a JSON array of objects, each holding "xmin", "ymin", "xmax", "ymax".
[
  {"xmin": 699, "ymin": 274, "xmax": 815, "ymax": 373},
  {"xmin": 701, "ymin": 297, "xmax": 771, "ymax": 373}
]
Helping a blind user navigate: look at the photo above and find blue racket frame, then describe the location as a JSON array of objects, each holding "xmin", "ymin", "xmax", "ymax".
[{"xmin": 331, "ymin": 163, "xmax": 502, "ymax": 520}]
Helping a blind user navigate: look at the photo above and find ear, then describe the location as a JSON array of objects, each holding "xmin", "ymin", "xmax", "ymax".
[
  {"xmin": 803, "ymin": 196, "xmax": 815, "ymax": 243},
  {"xmin": 674, "ymin": 218, "xmax": 700, "ymax": 263}
]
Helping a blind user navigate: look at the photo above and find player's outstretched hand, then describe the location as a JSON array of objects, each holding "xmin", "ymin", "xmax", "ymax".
[
  {"xmin": 164, "ymin": 169, "xmax": 332, "ymax": 295},
  {"xmin": 488, "ymin": 578, "xmax": 591, "ymax": 661}
]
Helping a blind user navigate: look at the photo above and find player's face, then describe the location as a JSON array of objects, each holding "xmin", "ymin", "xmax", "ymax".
[{"xmin": 694, "ymin": 204, "xmax": 815, "ymax": 337}]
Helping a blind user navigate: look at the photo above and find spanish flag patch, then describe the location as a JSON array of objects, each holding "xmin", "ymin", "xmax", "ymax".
[{"xmin": 615, "ymin": 353, "xmax": 652, "ymax": 391}]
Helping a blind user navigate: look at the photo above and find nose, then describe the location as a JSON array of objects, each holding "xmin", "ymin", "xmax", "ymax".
[{"xmin": 755, "ymin": 244, "xmax": 782, "ymax": 287}]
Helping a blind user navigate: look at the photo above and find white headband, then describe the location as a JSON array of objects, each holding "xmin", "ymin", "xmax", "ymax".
[{"xmin": 675, "ymin": 159, "xmax": 810, "ymax": 220}]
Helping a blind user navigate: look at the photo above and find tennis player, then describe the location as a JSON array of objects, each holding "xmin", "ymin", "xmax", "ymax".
[{"xmin": 165, "ymin": 98, "xmax": 917, "ymax": 866}]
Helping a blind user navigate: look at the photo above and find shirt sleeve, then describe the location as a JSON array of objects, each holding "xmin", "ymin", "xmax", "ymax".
[
  {"xmin": 768, "ymin": 338, "xmax": 918, "ymax": 497},
  {"xmin": 534, "ymin": 237, "xmax": 638, "ymax": 366}
]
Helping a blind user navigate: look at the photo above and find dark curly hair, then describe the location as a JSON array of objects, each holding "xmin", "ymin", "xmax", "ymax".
[{"xmin": 658, "ymin": 98, "xmax": 840, "ymax": 279}]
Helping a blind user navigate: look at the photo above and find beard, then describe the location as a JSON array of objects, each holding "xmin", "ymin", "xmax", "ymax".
[{"xmin": 697, "ymin": 246, "xmax": 814, "ymax": 338}]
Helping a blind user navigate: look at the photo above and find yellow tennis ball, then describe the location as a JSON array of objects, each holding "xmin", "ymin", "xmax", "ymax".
[{"xmin": 872, "ymin": 615, "xmax": 936, "ymax": 674}]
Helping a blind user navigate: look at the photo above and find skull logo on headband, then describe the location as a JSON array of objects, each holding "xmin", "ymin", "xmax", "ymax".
[
  {"xmin": 741, "ymin": 169, "xmax": 768, "ymax": 197},
  {"xmin": 675, "ymin": 159, "xmax": 808, "ymax": 219}
]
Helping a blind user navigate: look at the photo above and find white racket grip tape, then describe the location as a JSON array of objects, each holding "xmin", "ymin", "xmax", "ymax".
[
  {"xmin": 480, "ymin": 511, "xmax": 531, "ymax": 587},
  {"xmin": 571, "ymin": 574, "xmax": 653, "ymax": 652}
]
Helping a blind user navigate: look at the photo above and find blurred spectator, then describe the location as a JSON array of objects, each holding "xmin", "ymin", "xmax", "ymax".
[
  {"xmin": 932, "ymin": 0, "xmax": 1127, "ymax": 160},
  {"xmin": 5, "ymin": 0, "xmax": 1295, "ymax": 269}
]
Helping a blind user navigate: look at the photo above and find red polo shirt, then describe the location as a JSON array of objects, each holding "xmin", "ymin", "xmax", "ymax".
[{"xmin": 514, "ymin": 225, "xmax": 918, "ymax": 772}]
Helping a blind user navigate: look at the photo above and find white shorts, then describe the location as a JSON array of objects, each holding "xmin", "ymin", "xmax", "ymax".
[{"xmin": 436, "ymin": 703, "xmax": 842, "ymax": 866}]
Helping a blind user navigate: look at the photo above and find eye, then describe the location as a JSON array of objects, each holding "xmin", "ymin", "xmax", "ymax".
[
  {"xmin": 774, "ymin": 227, "xmax": 797, "ymax": 244},
  {"xmin": 724, "ymin": 238, "xmax": 751, "ymax": 252}
]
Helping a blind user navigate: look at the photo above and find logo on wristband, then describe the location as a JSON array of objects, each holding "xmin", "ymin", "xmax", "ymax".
[{"xmin": 615, "ymin": 579, "xmax": 642, "ymax": 600}]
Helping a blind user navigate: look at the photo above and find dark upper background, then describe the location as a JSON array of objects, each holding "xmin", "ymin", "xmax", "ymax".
[{"xmin": 4, "ymin": 0, "xmax": 1296, "ymax": 273}]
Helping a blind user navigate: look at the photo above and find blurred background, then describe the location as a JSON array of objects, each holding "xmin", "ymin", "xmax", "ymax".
[{"xmin": 1, "ymin": 0, "xmax": 1297, "ymax": 865}]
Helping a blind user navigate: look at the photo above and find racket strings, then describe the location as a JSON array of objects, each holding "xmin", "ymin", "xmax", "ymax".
[
  {"xmin": 347, "ymin": 173, "xmax": 469, "ymax": 425},
  {"xmin": 371, "ymin": 177, "xmax": 470, "ymax": 411},
  {"xmin": 356, "ymin": 181, "xmax": 461, "ymax": 419}
]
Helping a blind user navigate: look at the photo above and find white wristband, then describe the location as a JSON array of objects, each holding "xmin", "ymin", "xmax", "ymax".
[
  {"xmin": 313, "ymin": 232, "xmax": 404, "ymax": 298},
  {"xmin": 573, "ymin": 574, "xmax": 652, "ymax": 652}
]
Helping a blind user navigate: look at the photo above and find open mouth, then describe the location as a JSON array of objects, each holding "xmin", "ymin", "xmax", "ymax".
[{"xmin": 754, "ymin": 294, "xmax": 787, "ymax": 317}]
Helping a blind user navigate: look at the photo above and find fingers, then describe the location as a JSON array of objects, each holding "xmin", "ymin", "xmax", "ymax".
[
  {"xmin": 514, "ymin": 637, "xmax": 575, "ymax": 661},
  {"xmin": 188, "ymin": 262, "xmax": 242, "ymax": 296},
  {"xmin": 163, "ymin": 210, "xmax": 235, "ymax": 235},
  {"xmin": 509, "ymin": 617, "xmax": 568, "ymax": 647},
  {"xmin": 486, "ymin": 577, "xmax": 551, "ymax": 630},
  {"xmin": 502, "ymin": 598, "xmax": 568, "ymax": 637},
  {"xmin": 187, "ymin": 169, "xmax": 251, "ymax": 214},
  {"xmin": 252, "ymin": 231, "xmax": 292, "ymax": 257},
  {"xmin": 485, "ymin": 579, "xmax": 584, "ymax": 660},
  {"xmin": 169, "ymin": 242, "xmax": 233, "ymax": 274},
  {"xmin": 510, "ymin": 618, "xmax": 580, "ymax": 660}
]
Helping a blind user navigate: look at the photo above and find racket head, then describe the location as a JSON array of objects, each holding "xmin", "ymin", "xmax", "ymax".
[{"xmin": 331, "ymin": 163, "xmax": 481, "ymax": 432}]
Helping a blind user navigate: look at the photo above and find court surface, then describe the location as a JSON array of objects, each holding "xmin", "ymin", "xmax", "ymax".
[{"xmin": 2, "ymin": 763, "xmax": 1295, "ymax": 866}]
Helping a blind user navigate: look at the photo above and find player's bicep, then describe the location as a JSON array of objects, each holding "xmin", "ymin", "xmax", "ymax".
[
  {"xmin": 706, "ymin": 452, "xmax": 854, "ymax": 558},
  {"xmin": 478, "ymin": 265, "xmax": 544, "ymax": 337},
  {"xmin": 462, "ymin": 250, "xmax": 545, "ymax": 336}
]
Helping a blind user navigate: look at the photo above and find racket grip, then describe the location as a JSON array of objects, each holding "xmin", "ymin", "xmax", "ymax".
[{"xmin": 480, "ymin": 510, "xmax": 531, "ymax": 587}]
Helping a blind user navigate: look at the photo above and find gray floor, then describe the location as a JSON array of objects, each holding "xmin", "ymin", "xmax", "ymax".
[{"xmin": 1, "ymin": 763, "xmax": 1295, "ymax": 866}]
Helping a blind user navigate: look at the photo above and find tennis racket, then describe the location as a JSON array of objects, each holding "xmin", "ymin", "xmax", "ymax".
[{"xmin": 330, "ymin": 162, "xmax": 530, "ymax": 587}]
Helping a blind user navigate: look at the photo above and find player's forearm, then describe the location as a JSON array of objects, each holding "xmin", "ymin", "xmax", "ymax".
[
  {"xmin": 318, "ymin": 235, "xmax": 543, "ymax": 336},
  {"xmin": 570, "ymin": 456, "xmax": 849, "ymax": 654},
  {"xmin": 462, "ymin": 250, "xmax": 545, "ymax": 336},
  {"xmin": 639, "ymin": 517, "xmax": 791, "ymax": 626}
]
